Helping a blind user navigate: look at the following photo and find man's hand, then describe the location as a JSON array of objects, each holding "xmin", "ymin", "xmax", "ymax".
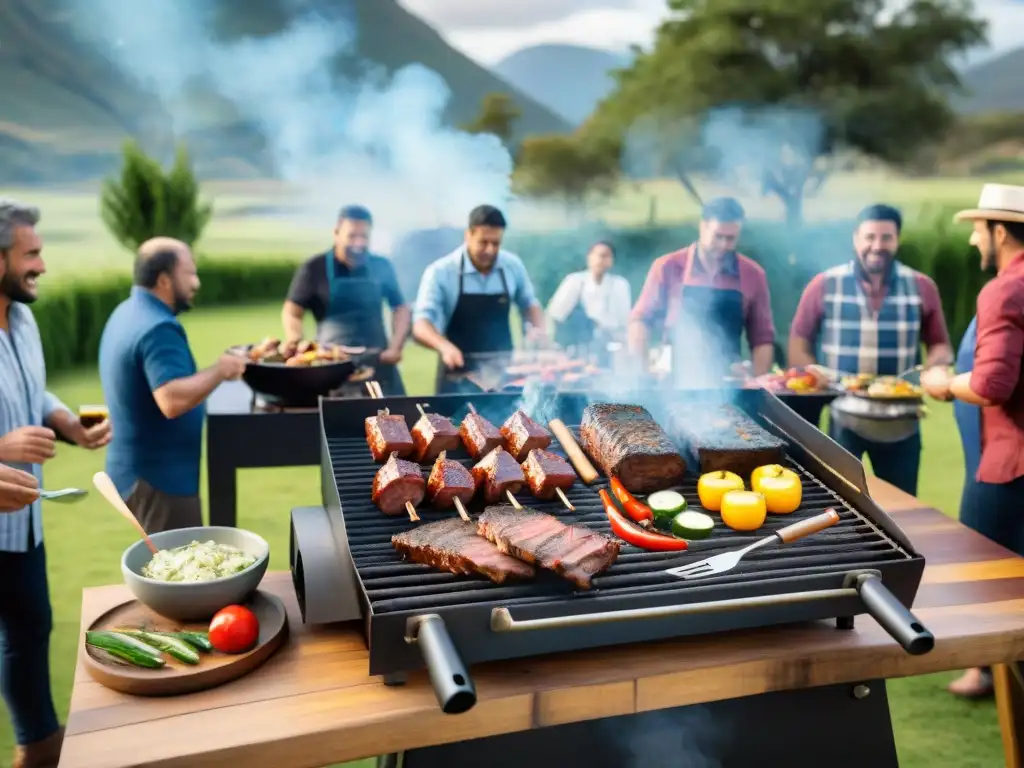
[
  {"xmin": 217, "ymin": 353, "xmax": 248, "ymax": 381},
  {"xmin": 440, "ymin": 342, "xmax": 465, "ymax": 370},
  {"xmin": 0, "ymin": 426, "xmax": 57, "ymax": 464},
  {"xmin": 0, "ymin": 464, "xmax": 39, "ymax": 512},
  {"xmin": 379, "ymin": 347, "xmax": 403, "ymax": 366},
  {"xmin": 921, "ymin": 366, "xmax": 955, "ymax": 402},
  {"xmin": 76, "ymin": 419, "xmax": 112, "ymax": 450}
]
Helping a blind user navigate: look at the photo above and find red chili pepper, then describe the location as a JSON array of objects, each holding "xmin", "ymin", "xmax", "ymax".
[
  {"xmin": 609, "ymin": 477, "xmax": 653, "ymax": 523},
  {"xmin": 600, "ymin": 489, "xmax": 688, "ymax": 552}
]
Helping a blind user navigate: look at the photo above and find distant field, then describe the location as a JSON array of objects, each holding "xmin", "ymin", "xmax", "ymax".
[{"xmin": 2, "ymin": 171, "xmax": 1020, "ymax": 277}]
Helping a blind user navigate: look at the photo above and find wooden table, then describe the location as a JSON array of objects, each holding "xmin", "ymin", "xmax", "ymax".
[{"xmin": 60, "ymin": 479, "xmax": 1024, "ymax": 768}]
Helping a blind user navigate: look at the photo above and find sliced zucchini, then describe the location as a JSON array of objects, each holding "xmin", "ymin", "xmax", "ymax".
[
  {"xmin": 670, "ymin": 510, "xmax": 715, "ymax": 540},
  {"xmin": 649, "ymin": 490, "xmax": 688, "ymax": 530}
]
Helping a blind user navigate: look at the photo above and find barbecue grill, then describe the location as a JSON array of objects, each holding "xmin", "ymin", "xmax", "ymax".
[{"xmin": 290, "ymin": 388, "xmax": 932, "ymax": 716}]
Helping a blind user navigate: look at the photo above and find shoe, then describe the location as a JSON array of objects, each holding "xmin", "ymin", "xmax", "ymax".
[
  {"xmin": 947, "ymin": 668, "xmax": 995, "ymax": 700},
  {"xmin": 11, "ymin": 725, "xmax": 64, "ymax": 768}
]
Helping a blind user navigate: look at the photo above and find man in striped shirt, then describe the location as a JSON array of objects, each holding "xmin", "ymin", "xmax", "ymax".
[{"xmin": 0, "ymin": 199, "xmax": 111, "ymax": 768}]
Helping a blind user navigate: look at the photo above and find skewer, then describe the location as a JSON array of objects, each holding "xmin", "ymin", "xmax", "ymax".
[
  {"xmin": 467, "ymin": 402, "xmax": 478, "ymax": 415},
  {"xmin": 556, "ymin": 487, "xmax": 575, "ymax": 511},
  {"xmin": 365, "ymin": 381, "xmax": 377, "ymax": 398},
  {"xmin": 366, "ymin": 380, "xmax": 384, "ymax": 399},
  {"xmin": 453, "ymin": 497, "xmax": 471, "ymax": 522},
  {"xmin": 548, "ymin": 418, "xmax": 599, "ymax": 484},
  {"xmin": 506, "ymin": 490, "xmax": 523, "ymax": 509},
  {"xmin": 416, "ymin": 403, "xmax": 428, "ymax": 419},
  {"xmin": 405, "ymin": 501, "xmax": 420, "ymax": 522}
]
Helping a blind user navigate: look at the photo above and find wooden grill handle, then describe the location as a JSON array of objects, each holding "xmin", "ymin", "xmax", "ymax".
[
  {"xmin": 548, "ymin": 419, "xmax": 599, "ymax": 484},
  {"xmin": 776, "ymin": 508, "xmax": 841, "ymax": 544}
]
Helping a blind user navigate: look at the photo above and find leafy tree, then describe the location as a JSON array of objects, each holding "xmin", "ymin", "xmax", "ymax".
[
  {"xmin": 514, "ymin": 134, "xmax": 621, "ymax": 206},
  {"xmin": 101, "ymin": 140, "xmax": 213, "ymax": 251},
  {"xmin": 592, "ymin": 0, "xmax": 987, "ymax": 223},
  {"xmin": 461, "ymin": 92, "xmax": 522, "ymax": 149}
]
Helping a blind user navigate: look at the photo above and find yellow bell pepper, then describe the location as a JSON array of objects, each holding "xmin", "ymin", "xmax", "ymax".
[
  {"xmin": 751, "ymin": 464, "xmax": 802, "ymax": 514},
  {"xmin": 720, "ymin": 490, "xmax": 767, "ymax": 531},
  {"xmin": 697, "ymin": 471, "xmax": 744, "ymax": 512}
]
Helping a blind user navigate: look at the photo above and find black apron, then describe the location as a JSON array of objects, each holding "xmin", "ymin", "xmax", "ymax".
[
  {"xmin": 670, "ymin": 252, "xmax": 745, "ymax": 388},
  {"xmin": 318, "ymin": 251, "xmax": 405, "ymax": 396},
  {"xmin": 435, "ymin": 251, "xmax": 514, "ymax": 395},
  {"xmin": 554, "ymin": 301, "xmax": 597, "ymax": 352}
]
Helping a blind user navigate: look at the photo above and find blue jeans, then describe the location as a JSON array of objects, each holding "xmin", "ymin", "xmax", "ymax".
[
  {"xmin": 0, "ymin": 543, "xmax": 59, "ymax": 744},
  {"xmin": 960, "ymin": 475, "xmax": 1024, "ymax": 557},
  {"xmin": 828, "ymin": 424, "xmax": 922, "ymax": 497}
]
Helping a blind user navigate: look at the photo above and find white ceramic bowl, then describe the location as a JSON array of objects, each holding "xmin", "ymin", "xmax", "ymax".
[{"xmin": 121, "ymin": 527, "xmax": 270, "ymax": 621}]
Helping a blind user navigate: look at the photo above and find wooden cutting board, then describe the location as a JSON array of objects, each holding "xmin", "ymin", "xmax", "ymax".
[{"xmin": 81, "ymin": 590, "xmax": 288, "ymax": 696}]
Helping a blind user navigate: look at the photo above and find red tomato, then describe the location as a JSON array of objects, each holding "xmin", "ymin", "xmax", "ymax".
[{"xmin": 209, "ymin": 605, "xmax": 260, "ymax": 654}]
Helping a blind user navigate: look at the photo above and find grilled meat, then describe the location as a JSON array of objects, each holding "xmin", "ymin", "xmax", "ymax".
[
  {"xmin": 427, "ymin": 452, "xmax": 476, "ymax": 509},
  {"xmin": 392, "ymin": 518, "xmax": 536, "ymax": 584},
  {"xmin": 372, "ymin": 452, "xmax": 425, "ymax": 516},
  {"xmin": 471, "ymin": 447, "xmax": 526, "ymax": 503},
  {"xmin": 501, "ymin": 410, "xmax": 552, "ymax": 461},
  {"xmin": 579, "ymin": 403, "xmax": 686, "ymax": 493},
  {"xmin": 522, "ymin": 449, "xmax": 575, "ymax": 500},
  {"xmin": 412, "ymin": 413, "xmax": 461, "ymax": 464},
  {"xmin": 668, "ymin": 403, "xmax": 786, "ymax": 478},
  {"xmin": 477, "ymin": 505, "xmax": 619, "ymax": 589},
  {"xmin": 459, "ymin": 412, "xmax": 503, "ymax": 460},
  {"xmin": 365, "ymin": 408, "xmax": 415, "ymax": 462}
]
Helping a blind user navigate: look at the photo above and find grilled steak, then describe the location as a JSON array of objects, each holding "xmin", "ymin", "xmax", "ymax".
[
  {"xmin": 412, "ymin": 413, "xmax": 461, "ymax": 463},
  {"xmin": 471, "ymin": 447, "xmax": 526, "ymax": 503},
  {"xmin": 392, "ymin": 518, "xmax": 536, "ymax": 583},
  {"xmin": 501, "ymin": 410, "xmax": 552, "ymax": 461},
  {"xmin": 668, "ymin": 403, "xmax": 786, "ymax": 478},
  {"xmin": 372, "ymin": 452, "xmax": 425, "ymax": 516},
  {"xmin": 522, "ymin": 449, "xmax": 575, "ymax": 500},
  {"xmin": 579, "ymin": 403, "xmax": 686, "ymax": 493},
  {"xmin": 365, "ymin": 409, "xmax": 415, "ymax": 462},
  {"xmin": 426, "ymin": 451, "xmax": 476, "ymax": 509},
  {"xmin": 460, "ymin": 412, "xmax": 503, "ymax": 460},
  {"xmin": 477, "ymin": 505, "xmax": 619, "ymax": 589}
]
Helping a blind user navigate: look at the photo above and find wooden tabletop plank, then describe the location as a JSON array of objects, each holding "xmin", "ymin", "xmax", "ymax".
[{"xmin": 59, "ymin": 477, "xmax": 1024, "ymax": 768}]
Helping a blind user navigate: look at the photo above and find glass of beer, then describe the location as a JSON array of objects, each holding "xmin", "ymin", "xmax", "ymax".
[{"xmin": 79, "ymin": 405, "xmax": 109, "ymax": 428}]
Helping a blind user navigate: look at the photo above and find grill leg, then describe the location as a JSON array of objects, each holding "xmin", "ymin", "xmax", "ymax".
[
  {"xmin": 837, "ymin": 615, "xmax": 855, "ymax": 630},
  {"xmin": 377, "ymin": 754, "xmax": 403, "ymax": 768},
  {"xmin": 383, "ymin": 672, "xmax": 408, "ymax": 686}
]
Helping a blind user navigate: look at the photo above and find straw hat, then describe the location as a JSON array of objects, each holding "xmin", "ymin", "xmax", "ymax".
[{"xmin": 954, "ymin": 183, "xmax": 1024, "ymax": 224}]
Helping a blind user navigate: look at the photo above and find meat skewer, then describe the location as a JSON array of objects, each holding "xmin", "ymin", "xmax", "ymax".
[
  {"xmin": 412, "ymin": 404, "xmax": 461, "ymax": 464},
  {"xmin": 372, "ymin": 452, "xmax": 425, "ymax": 521},
  {"xmin": 392, "ymin": 518, "xmax": 535, "ymax": 584},
  {"xmin": 522, "ymin": 448, "xmax": 576, "ymax": 511},
  {"xmin": 365, "ymin": 407, "xmax": 415, "ymax": 462},
  {"xmin": 426, "ymin": 451, "xmax": 474, "ymax": 522},
  {"xmin": 470, "ymin": 447, "xmax": 526, "ymax": 504},
  {"xmin": 478, "ymin": 505, "xmax": 620, "ymax": 590},
  {"xmin": 459, "ymin": 403, "xmax": 503, "ymax": 460},
  {"xmin": 501, "ymin": 410, "xmax": 552, "ymax": 462}
]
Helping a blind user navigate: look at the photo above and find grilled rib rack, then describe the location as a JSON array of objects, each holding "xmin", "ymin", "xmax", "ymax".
[{"xmin": 296, "ymin": 389, "xmax": 932, "ymax": 714}]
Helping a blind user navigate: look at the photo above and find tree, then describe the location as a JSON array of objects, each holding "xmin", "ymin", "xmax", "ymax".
[
  {"xmin": 592, "ymin": 0, "xmax": 987, "ymax": 224},
  {"xmin": 461, "ymin": 93, "xmax": 522, "ymax": 150},
  {"xmin": 514, "ymin": 134, "xmax": 621, "ymax": 206},
  {"xmin": 100, "ymin": 140, "xmax": 213, "ymax": 251}
]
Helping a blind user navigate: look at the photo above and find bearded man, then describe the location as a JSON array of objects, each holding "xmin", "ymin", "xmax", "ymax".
[
  {"xmin": 788, "ymin": 204, "xmax": 954, "ymax": 496},
  {"xmin": 98, "ymin": 237, "xmax": 246, "ymax": 533}
]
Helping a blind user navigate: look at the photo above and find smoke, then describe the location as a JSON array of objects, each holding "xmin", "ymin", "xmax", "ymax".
[
  {"xmin": 615, "ymin": 707, "xmax": 729, "ymax": 768},
  {"xmin": 71, "ymin": 0, "xmax": 514, "ymax": 229}
]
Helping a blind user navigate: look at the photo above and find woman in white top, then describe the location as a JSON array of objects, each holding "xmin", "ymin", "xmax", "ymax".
[{"xmin": 547, "ymin": 241, "xmax": 632, "ymax": 355}]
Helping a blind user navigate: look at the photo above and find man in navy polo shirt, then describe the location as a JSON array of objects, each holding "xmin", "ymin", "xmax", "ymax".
[{"xmin": 99, "ymin": 237, "xmax": 246, "ymax": 533}]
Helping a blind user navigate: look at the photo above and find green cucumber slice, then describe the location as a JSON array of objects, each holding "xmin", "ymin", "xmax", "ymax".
[
  {"xmin": 670, "ymin": 510, "xmax": 715, "ymax": 540},
  {"xmin": 648, "ymin": 490, "xmax": 687, "ymax": 521}
]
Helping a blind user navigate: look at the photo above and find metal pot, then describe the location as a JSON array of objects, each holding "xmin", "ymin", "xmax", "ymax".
[{"xmin": 829, "ymin": 392, "xmax": 926, "ymax": 443}]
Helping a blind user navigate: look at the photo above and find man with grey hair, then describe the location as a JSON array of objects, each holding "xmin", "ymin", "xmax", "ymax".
[{"xmin": 0, "ymin": 199, "xmax": 111, "ymax": 767}]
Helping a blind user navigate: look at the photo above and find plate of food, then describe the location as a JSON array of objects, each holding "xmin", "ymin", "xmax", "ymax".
[{"xmin": 841, "ymin": 374, "xmax": 923, "ymax": 402}]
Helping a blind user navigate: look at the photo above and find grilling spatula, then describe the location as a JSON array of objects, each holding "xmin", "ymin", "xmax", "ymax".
[{"xmin": 666, "ymin": 509, "xmax": 841, "ymax": 580}]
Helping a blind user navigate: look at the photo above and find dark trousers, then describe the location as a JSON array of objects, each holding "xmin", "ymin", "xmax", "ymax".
[
  {"xmin": 960, "ymin": 475, "xmax": 1024, "ymax": 557},
  {"xmin": 0, "ymin": 543, "xmax": 59, "ymax": 744},
  {"xmin": 829, "ymin": 424, "xmax": 922, "ymax": 497}
]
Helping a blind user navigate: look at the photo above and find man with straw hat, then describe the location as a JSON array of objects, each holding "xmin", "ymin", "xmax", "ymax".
[{"xmin": 930, "ymin": 183, "xmax": 1024, "ymax": 698}]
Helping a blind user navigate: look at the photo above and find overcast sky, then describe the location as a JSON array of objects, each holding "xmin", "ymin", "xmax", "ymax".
[{"xmin": 398, "ymin": 0, "xmax": 1024, "ymax": 66}]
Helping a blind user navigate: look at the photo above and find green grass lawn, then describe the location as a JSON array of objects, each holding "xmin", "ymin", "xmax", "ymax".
[{"xmin": 0, "ymin": 302, "xmax": 1003, "ymax": 767}]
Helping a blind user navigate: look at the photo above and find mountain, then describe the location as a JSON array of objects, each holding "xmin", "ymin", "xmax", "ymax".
[
  {"xmin": 493, "ymin": 44, "xmax": 630, "ymax": 126},
  {"xmin": 0, "ymin": 0, "xmax": 571, "ymax": 181},
  {"xmin": 955, "ymin": 45, "xmax": 1024, "ymax": 113}
]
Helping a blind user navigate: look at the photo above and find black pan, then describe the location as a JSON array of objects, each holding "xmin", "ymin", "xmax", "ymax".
[{"xmin": 227, "ymin": 345, "xmax": 373, "ymax": 406}]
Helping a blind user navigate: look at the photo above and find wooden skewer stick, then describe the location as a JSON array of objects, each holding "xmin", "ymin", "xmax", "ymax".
[
  {"xmin": 405, "ymin": 501, "xmax": 420, "ymax": 523},
  {"xmin": 506, "ymin": 489, "xmax": 523, "ymax": 509},
  {"xmin": 454, "ymin": 497, "xmax": 471, "ymax": 522},
  {"xmin": 365, "ymin": 381, "xmax": 378, "ymax": 398},
  {"xmin": 467, "ymin": 402, "xmax": 478, "ymax": 415},
  {"xmin": 416, "ymin": 403, "xmax": 428, "ymax": 419},
  {"xmin": 548, "ymin": 418, "xmax": 599, "ymax": 484},
  {"xmin": 556, "ymin": 487, "xmax": 575, "ymax": 511},
  {"xmin": 374, "ymin": 381, "xmax": 385, "ymax": 399}
]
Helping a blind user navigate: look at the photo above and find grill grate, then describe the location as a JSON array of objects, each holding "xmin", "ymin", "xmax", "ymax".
[{"xmin": 327, "ymin": 428, "xmax": 912, "ymax": 617}]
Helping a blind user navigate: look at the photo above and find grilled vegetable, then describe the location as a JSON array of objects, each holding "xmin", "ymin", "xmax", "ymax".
[
  {"xmin": 85, "ymin": 631, "xmax": 166, "ymax": 669},
  {"xmin": 720, "ymin": 490, "xmax": 767, "ymax": 532},
  {"xmin": 669, "ymin": 511, "xmax": 715, "ymax": 540},
  {"xmin": 610, "ymin": 477, "xmax": 653, "ymax": 523},
  {"xmin": 648, "ymin": 490, "xmax": 687, "ymax": 529},
  {"xmin": 119, "ymin": 630, "xmax": 200, "ymax": 665},
  {"xmin": 697, "ymin": 471, "xmax": 744, "ymax": 512},
  {"xmin": 600, "ymin": 489, "xmax": 689, "ymax": 552},
  {"xmin": 171, "ymin": 631, "xmax": 214, "ymax": 652},
  {"xmin": 751, "ymin": 465, "xmax": 802, "ymax": 514}
]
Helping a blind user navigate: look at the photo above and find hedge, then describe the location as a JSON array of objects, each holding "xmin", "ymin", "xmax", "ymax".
[{"xmin": 36, "ymin": 221, "xmax": 988, "ymax": 376}]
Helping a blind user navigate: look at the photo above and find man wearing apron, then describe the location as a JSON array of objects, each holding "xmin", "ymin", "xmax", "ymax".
[
  {"xmin": 412, "ymin": 205, "xmax": 546, "ymax": 395},
  {"xmin": 282, "ymin": 205, "xmax": 410, "ymax": 395},
  {"xmin": 789, "ymin": 204, "xmax": 954, "ymax": 496},
  {"xmin": 629, "ymin": 197, "xmax": 776, "ymax": 387}
]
